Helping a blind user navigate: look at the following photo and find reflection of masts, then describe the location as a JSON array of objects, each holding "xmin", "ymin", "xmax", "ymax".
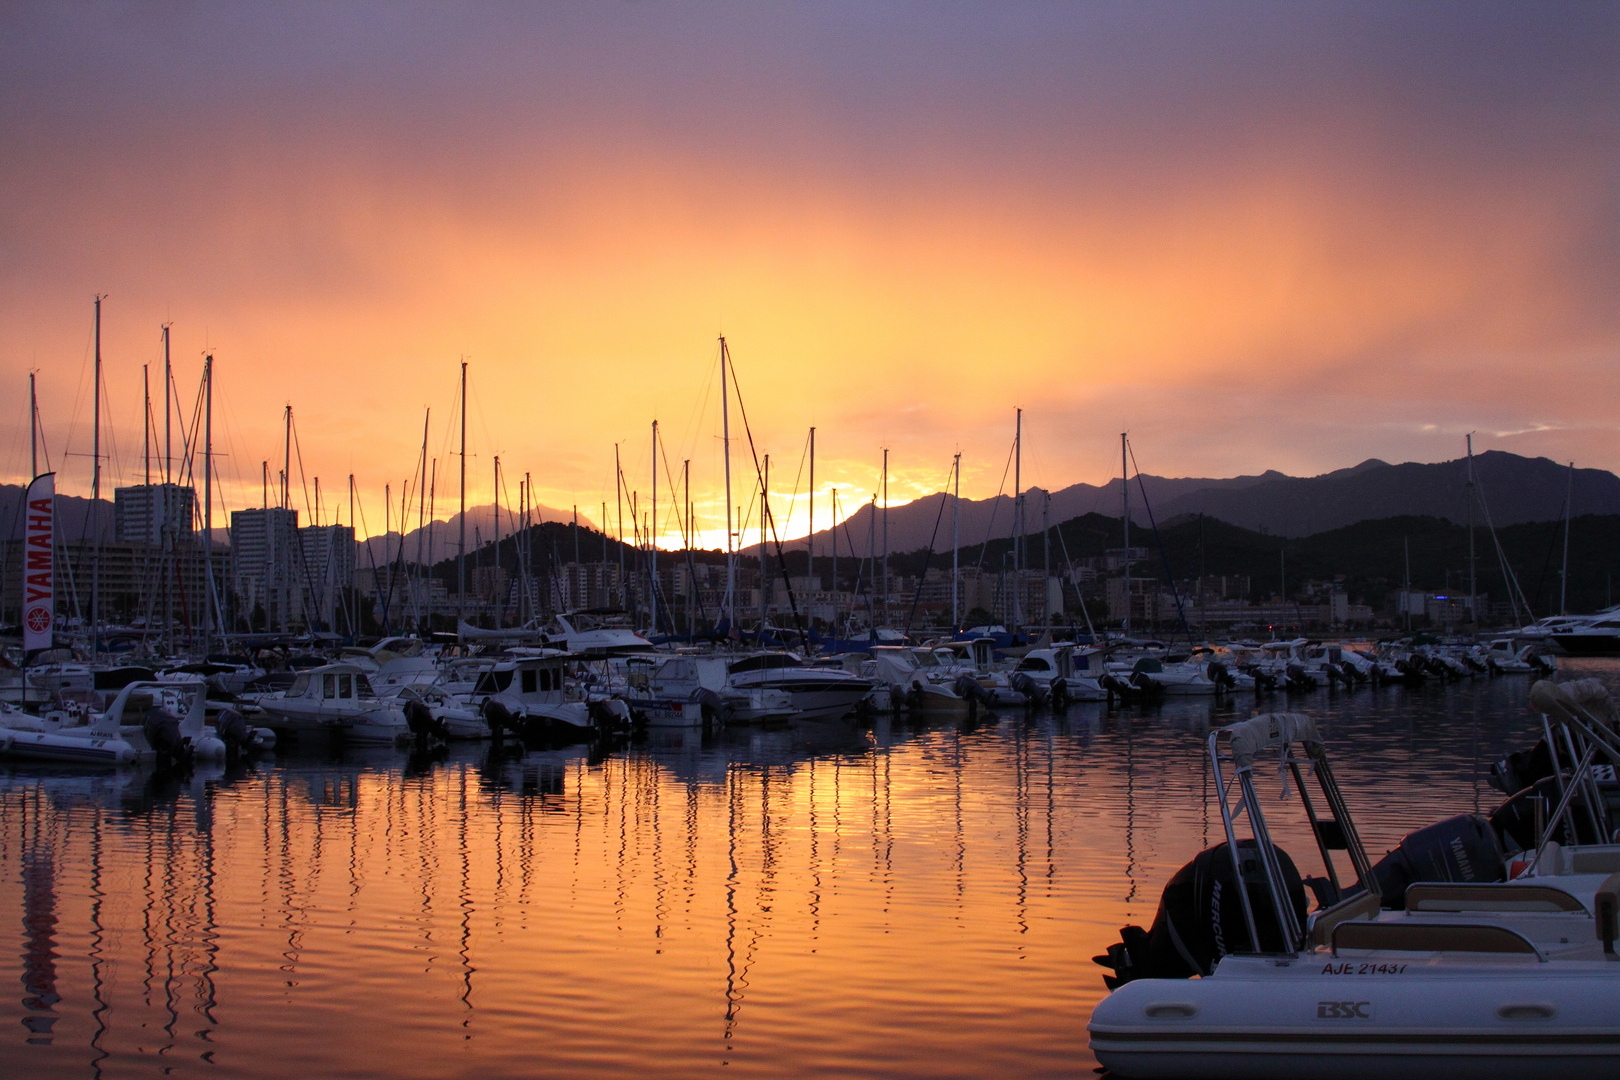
[
  {"xmin": 1124, "ymin": 716, "xmax": 1138, "ymax": 903},
  {"xmin": 1015, "ymin": 718, "xmax": 1029, "ymax": 941}
]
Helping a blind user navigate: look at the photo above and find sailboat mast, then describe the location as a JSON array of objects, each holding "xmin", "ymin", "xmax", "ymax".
[
  {"xmin": 641, "ymin": 420, "xmax": 648, "ymax": 641},
  {"xmin": 615, "ymin": 443, "xmax": 625, "ymax": 613},
  {"xmin": 92, "ymin": 296, "xmax": 102, "ymax": 649},
  {"xmin": 1121, "ymin": 432, "xmax": 1130, "ymax": 638},
  {"xmin": 162, "ymin": 324, "xmax": 171, "ymax": 483},
  {"xmin": 417, "ymin": 409, "xmax": 429, "ymax": 627},
  {"xmin": 952, "ymin": 452, "xmax": 960, "ymax": 631},
  {"xmin": 720, "ymin": 336, "xmax": 734, "ymax": 626},
  {"xmin": 760, "ymin": 453, "xmax": 768, "ymax": 630},
  {"xmin": 29, "ymin": 372, "xmax": 37, "ymax": 479},
  {"xmin": 881, "ymin": 448, "xmax": 888, "ymax": 626},
  {"xmin": 1014, "ymin": 408, "xmax": 1022, "ymax": 630},
  {"xmin": 808, "ymin": 427, "xmax": 815, "ymax": 591},
  {"xmin": 1466, "ymin": 433, "xmax": 1476, "ymax": 623},
  {"xmin": 683, "ymin": 458, "xmax": 691, "ymax": 636},
  {"xmin": 203, "ymin": 353, "xmax": 214, "ymax": 645},
  {"xmin": 650, "ymin": 419, "xmax": 658, "ymax": 636},
  {"xmin": 1562, "ymin": 460, "xmax": 1574, "ymax": 616},
  {"xmin": 282, "ymin": 405, "xmax": 292, "ymax": 511},
  {"xmin": 458, "ymin": 360, "xmax": 467, "ymax": 628},
  {"xmin": 493, "ymin": 456, "xmax": 501, "ymax": 627},
  {"xmin": 143, "ymin": 364, "xmax": 151, "ymax": 486}
]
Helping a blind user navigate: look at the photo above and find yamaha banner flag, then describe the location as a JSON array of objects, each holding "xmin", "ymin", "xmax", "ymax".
[{"xmin": 22, "ymin": 472, "xmax": 53, "ymax": 655}]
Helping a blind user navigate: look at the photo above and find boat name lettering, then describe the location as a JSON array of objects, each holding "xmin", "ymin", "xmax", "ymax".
[
  {"xmin": 1316, "ymin": 1000, "xmax": 1374, "ymax": 1019},
  {"xmin": 1319, "ymin": 963, "xmax": 1405, "ymax": 976}
]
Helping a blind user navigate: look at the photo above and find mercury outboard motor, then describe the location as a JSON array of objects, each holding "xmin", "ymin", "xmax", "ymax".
[
  {"xmin": 142, "ymin": 706, "xmax": 193, "ymax": 770},
  {"xmin": 1092, "ymin": 840, "xmax": 1307, "ymax": 988}
]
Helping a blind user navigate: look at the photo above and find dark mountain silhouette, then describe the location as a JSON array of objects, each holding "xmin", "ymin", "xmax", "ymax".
[{"xmin": 777, "ymin": 451, "xmax": 1619, "ymax": 556}]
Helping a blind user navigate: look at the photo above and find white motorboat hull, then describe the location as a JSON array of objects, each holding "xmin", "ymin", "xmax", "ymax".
[
  {"xmin": 1090, "ymin": 957, "xmax": 1620, "ymax": 1080},
  {"xmin": 3, "ymin": 727, "xmax": 136, "ymax": 765}
]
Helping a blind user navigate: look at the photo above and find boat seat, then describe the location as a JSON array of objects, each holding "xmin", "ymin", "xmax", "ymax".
[
  {"xmin": 1332, "ymin": 921, "xmax": 1541, "ymax": 958},
  {"xmin": 1405, "ymin": 882, "xmax": 1587, "ymax": 914},
  {"xmin": 1308, "ymin": 890, "xmax": 1380, "ymax": 949},
  {"xmin": 1571, "ymin": 848, "xmax": 1620, "ymax": 875}
]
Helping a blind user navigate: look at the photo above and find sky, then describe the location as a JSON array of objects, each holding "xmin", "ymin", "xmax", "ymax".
[{"xmin": 3, "ymin": 2, "xmax": 1618, "ymax": 546}]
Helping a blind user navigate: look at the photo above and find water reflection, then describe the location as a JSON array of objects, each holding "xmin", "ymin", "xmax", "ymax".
[{"xmin": 0, "ymin": 662, "xmax": 1613, "ymax": 1078}]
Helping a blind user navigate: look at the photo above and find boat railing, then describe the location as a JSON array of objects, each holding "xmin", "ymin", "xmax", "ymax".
[
  {"xmin": 1208, "ymin": 713, "xmax": 1379, "ymax": 957},
  {"xmin": 1524, "ymin": 679, "xmax": 1620, "ymax": 873}
]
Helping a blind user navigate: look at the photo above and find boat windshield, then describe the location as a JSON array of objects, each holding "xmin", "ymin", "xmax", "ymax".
[{"xmin": 729, "ymin": 654, "xmax": 803, "ymax": 674}]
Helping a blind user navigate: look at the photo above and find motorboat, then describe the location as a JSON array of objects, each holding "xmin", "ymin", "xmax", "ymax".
[
  {"xmin": 339, "ymin": 637, "xmax": 442, "ymax": 693},
  {"xmin": 459, "ymin": 611, "xmax": 653, "ymax": 656},
  {"xmin": 256, "ymin": 663, "xmax": 411, "ymax": 744},
  {"xmin": 868, "ymin": 647, "xmax": 968, "ymax": 717},
  {"xmin": 1089, "ymin": 709, "xmax": 1620, "ymax": 1079},
  {"xmin": 1, "ymin": 681, "xmax": 225, "ymax": 765},
  {"xmin": 1472, "ymin": 638, "xmax": 1556, "ymax": 675},
  {"xmin": 726, "ymin": 652, "xmax": 872, "ymax": 721},
  {"xmin": 618, "ymin": 653, "xmax": 795, "ymax": 726},
  {"xmin": 1551, "ymin": 614, "xmax": 1620, "ymax": 657},
  {"xmin": 392, "ymin": 683, "xmax": 487, "ymax": 740},
  {"xmin": 457, "ymin": 650, "xmax": 633, "ymax": 742}
]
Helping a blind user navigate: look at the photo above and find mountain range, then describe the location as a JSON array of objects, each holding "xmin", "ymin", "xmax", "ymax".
[
  {"xmin": 3, "ymin": 451, "xmax": 1611, "ymax": 562},
  {"xmin": 765, "ymin": 451, "xmax": 1619, "ymax": 558}
]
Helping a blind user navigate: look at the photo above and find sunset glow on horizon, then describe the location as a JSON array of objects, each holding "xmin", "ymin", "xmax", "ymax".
[{"xmin": 4, "ymin": 4, "xmax": 1618, "ymax": 542}]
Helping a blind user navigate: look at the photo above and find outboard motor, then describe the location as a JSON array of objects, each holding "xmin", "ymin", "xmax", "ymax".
[
  {"xmin": 1283, "ymin": 663, "xmax": 1314, "ymax": 693},
  {"xmin": 1092, "ymin": 840, "xmax": 1307, "ymax": 988},
  {"xmin": 142, "ymin": 705, "xmax": 193, "ymax": 770},
  {"xmin": 481, "ymin": 699, "xmax": 516, "ymax": 741},
  {"xmin": 1367, "ymin": 814, "xmax": 1504, "ymax": 908},
  {"xmin": 692, "ymin": 687, "xmax": 732, "ymax": 726},
  {"xmin": 587, "ymin": 698, "xmax": 631, "ymax": 734},
  {"xmin": 214, "ymin": 707, "xmax": 254, "ymax": 760},
  {"xmin": 1489, "ymin": 739, "xmax": 1555, "ymax": 796},
  {"xmin": 1206, "ymin": 661, "xmax": 1236, "ymax": 692},
  {"xmin": 1339, "ymin": 660, "xmax": 1363, "ymax": 685},
  {"xmin": 1489, "ymin": 776, "xmax": 1612, "ymax": 851},
  {"xmin": 1100, "ymin": 673, "xmax": 1139, "ymax": 704},
  {"xmin": 403, "ymin": 698, "xmax": 449, "ymax": 743},
  {"xmin": 1395, "ymin": 657, "xmax": 1426, "ymax": 685},
  {"xmin": 1009, "ymin": 671, "xmax": 1046, "ymax": 708},
  {"xmin": 1049, "ymin": 677, "xmax": 1070, "ymax": 709}
]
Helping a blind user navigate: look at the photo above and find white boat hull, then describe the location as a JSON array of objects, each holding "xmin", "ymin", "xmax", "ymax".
[{"xmin": 1090, "ymin": 957, "xmax": 1620, "ymax": 1080}]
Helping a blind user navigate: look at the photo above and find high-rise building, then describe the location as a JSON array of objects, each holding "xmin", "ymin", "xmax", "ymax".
[
  {"xmin": 299, "ymin": 524, "xmax": 355, "ymax": 630},
  {"xmin": 230, "ymin": 507, "xmax": 299, "ymax": 629},
  {"xmin": 113, "ymin": 484, "xmax": 196, "ymax": 544}
]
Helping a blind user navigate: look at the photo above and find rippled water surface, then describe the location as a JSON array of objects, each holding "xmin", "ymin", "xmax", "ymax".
[{"xmin": 4, "ymin": 659, "xmax": 1616, "ymax": 1079}]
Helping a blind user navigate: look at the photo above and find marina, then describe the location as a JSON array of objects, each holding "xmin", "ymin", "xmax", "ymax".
[{"xmin": 1, "ymin": 659, "xmax": 1612, "ymax": 1078}]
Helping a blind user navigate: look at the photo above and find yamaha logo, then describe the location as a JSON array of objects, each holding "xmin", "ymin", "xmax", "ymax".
[{"xmin": 26, "ymin": 607, "xmax": 49, "ymax": 634}]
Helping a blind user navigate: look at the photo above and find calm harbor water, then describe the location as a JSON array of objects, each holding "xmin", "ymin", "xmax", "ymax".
[{"xmin": 3, "ymin": 659, "xmax": 1615, "ymax": 1079}]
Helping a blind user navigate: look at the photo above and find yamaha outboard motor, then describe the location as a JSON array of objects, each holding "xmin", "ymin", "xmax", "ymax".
[
  {"xmin": 142, "ymin": 705, "xmax": 193, "ymax": 770},
  {"xmin": 1367, "ymin": 814, "xmax": 1504, "ymax": 908},
  {"xmin": 1092, "ymin": 840, "xmax": 1307, "ymax": 988}
]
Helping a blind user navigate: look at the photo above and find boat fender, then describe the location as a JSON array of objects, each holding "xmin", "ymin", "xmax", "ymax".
[
  {"xmin": 143, "ymin": 706, "xmax": 193, "ymax": 769},
  {"xmin": 1091, "ymin": 839, "xmax": 1306, "ymax": 988},
  {"xmin": 1370, "ymin": 814, "xmax": 1504, "ymax": 908}
]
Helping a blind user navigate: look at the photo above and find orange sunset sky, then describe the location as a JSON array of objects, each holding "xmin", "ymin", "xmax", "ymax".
[{"xmin": 2, "ymin": 4, "xmax": 1617, "ymax": 545}]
